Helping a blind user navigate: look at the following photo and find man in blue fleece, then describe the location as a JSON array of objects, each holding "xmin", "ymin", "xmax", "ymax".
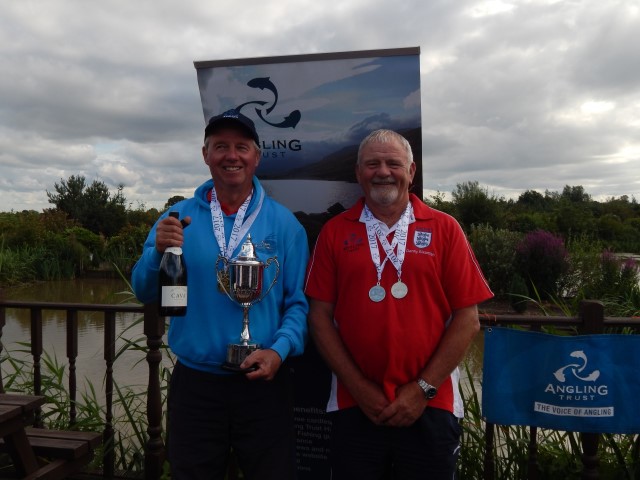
[{"xmin": 131, "ymin": 109, "xmax": 309, "ymax": 480}]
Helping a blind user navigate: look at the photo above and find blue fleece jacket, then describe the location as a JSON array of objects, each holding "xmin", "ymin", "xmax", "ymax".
[{"xmin": 131, "ymin": 177, "xmax": 309, "ymax": 374}]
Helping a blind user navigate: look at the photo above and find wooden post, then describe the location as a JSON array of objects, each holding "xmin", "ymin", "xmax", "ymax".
[
  {"xmin": 66, "ymin": 309, "xmax": 78, "ymax": 425},
  {"xmin": 144, "ymin": 303, "xmax": 166, "ymax": 480},
  {"xmin": 579, "ymin": 300, "xmax": 604, "ymax": 480},
  {"xmin": 0, "ymin": 302, "xmax": 5, "ymax": 393},
  {"xmin": 104, "ymin": 311, "xmax": 116, "ymax": 479},
  {"xmin": 30, "ymin": 308, "xmax": 43, "ymax": 428},
  {"xmin": 483, "ymin": 421, "xmax": 495, "ymax": 480}
]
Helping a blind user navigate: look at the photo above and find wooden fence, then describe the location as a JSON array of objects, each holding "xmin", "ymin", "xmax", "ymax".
[{"xmin": 0, "ymin": 298, "xmax": 638, "ymax": 479}]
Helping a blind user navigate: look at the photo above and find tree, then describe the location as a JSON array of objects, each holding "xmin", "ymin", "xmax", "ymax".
[
  {"xmin": 561, "ymin": 185, "xmax": 591, "ymax": 203},
  {"xmin": 451, "ymin": 181, "xmax": 502, "ymax": 230},
  {"xmin": 47, "ymin": 175, "xmax": 127, "ymax": 237},
  {"xmin": 47, "ymin": 175, "xmax": 87, "ymax": 221},
  {"xmin": 516, "ymin": 190, "xmax": 548, "ymax": 211},
  {"xmin": 164, "ymin": 195, "xmax": 186, "ymax": 210}
]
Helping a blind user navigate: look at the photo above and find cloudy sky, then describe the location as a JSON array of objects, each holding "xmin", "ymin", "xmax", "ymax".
[{"xmin": 1, "ymin": 0, "xmax": 639, "ymax": 213}]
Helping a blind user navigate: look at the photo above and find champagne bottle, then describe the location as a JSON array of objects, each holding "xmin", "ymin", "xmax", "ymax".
[{"xmin": 158, "ymin": 212, "xmax": 187, "ymax": 317}]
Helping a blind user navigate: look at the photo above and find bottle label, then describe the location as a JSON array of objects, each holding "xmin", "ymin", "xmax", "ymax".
[{"xmin": 161, "ymin": 286, "xmax": 188, "ymax": 307}]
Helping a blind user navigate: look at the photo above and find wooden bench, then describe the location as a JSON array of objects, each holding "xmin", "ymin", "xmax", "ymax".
[
  {"xmin": 0, "ymin": 428, "xmax": 102, "ymax": 479},
  {"xmin": 0, "ymin": 394, "xmax": 102, "ymax": 479}
]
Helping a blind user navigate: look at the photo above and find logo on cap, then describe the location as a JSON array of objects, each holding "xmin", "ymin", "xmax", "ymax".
[{"xmin": 222, "ymin": 109, "xmax": 240, "ymax": 119}]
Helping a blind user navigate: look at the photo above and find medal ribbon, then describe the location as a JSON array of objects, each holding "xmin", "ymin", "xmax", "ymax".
[
  {"xmin": 210, "ymin": 185, "xmax": 264, "ymax": 259},
  {"xmin": 362, "ymin": 203, "xmax": 413, "ymax": 283}
]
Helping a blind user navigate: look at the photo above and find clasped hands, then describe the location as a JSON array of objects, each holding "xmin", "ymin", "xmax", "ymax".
[{"xmin": 352, "ymin": 378, "xmax": 427, "ymax": 427}]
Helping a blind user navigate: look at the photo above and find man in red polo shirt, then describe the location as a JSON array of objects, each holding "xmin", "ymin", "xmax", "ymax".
[{"xmin": 305, "ymin": 129, "xmax": 493, "ymax": 479}]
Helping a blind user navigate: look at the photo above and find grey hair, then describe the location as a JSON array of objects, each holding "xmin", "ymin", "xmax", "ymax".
[{"xmin": 356, "ymin": 129, "xmax": 413, "ymax": 165}]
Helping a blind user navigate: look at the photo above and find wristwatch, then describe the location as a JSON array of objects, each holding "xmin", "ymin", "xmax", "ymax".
[{"xmin": 417, "ymin": 378, "xmax": 438, "ymax": 399}]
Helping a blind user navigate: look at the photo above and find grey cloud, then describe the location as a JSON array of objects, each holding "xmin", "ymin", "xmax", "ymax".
[{"xmin": 1, "ymin": 0, "xmax": 639, "ymax": 212}]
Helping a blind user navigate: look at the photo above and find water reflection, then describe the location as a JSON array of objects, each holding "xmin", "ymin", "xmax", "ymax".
[
  {"xmin": 3, "ymin": 278, "xmax": 133, "ymax": 304},
  {"xmin": 2, "ymin": 278, "xmax": 486, "ymax": 396},
  {"xmin": 1, "ymin": 278, "xmax": 162, "ymax": 392}
]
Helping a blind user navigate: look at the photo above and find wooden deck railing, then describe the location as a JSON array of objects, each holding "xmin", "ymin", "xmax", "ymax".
[
  {"xmin": 0, "ymin": 299, "xmax": 165, "ymax": 479},
  {"xmin": 0, "ymin": 298, "xmax": 638, "ymax": 479}
]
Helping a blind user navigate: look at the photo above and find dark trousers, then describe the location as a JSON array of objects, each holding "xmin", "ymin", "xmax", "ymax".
[
  {"xmin": 167, "ymin": 361, "xmax": 296, "ymax": 480},
  {"xmin": 329, "ymin": 406, "xmax": 462, "ymax": 480}
]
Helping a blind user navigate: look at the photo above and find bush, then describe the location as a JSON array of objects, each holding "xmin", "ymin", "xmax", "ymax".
[
  {"xmin": 584, "ymin": 251, "xmax": 640, "ymax": 316},
  {"xmin": 468, "ymin": 225, "xmax": 522, "ymax": 298},
  {"xmin": 560, "ymin": 235, "xmax": 604, "ymax": 299},
  {"xmin": 104, "ymin": 224, "xmax": 151, "ymax": 274},
  {"xmin": 515, "ymin": 230, "xmax": 569, "ymax": 299},
  {"xmin": 65, "ymin": 226, "xmax": 104, "ymax": 267},
  {"xmin": 509, "ymin": 274, "xmax": 529, "ymax": 313}
]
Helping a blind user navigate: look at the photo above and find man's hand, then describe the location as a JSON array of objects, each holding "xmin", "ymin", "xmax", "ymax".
[
  {"xmin": 241, "ymin": 349, "xmax": 282, "ymax": 381},
  {"xmin": 376, "ymin": 381, "xmax": 426, "ymax": 427},
  {"xmin": 155, "ymin": 215, "xmax": 191, "ymax": 252},
  {"xmin": 349, "ymin": 378, "xmax": 391, "ymax": 425}
]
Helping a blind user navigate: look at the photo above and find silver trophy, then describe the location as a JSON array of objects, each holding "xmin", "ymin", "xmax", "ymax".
[{"xmin": 216, "ymin": 234, "xmax": 279, "ymax": 372}]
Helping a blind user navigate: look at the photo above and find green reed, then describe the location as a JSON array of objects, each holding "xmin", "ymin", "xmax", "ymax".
[{"xmin": 458, "ymin": 360, "xmax": 640, "ymax": 479}]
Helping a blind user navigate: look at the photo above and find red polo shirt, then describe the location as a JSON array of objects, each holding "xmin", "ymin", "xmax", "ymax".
[{"xmin": 305, "ymin": 194, "xmax": 493, "ymax": 416}]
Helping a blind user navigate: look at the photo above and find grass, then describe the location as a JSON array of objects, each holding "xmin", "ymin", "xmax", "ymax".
[{"xmin": 459, "ymin": 356, "xmax": 640, "ymax": 479}]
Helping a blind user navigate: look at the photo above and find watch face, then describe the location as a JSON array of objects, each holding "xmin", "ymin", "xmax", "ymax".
[{"xmin": 417, "ymin": 379, "xmax": 437, "ymax": 399}]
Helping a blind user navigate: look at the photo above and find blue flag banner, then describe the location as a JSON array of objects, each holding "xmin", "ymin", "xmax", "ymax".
[{"xmin": 482, "ymin": 327, "xmax": 640, "ymax": 434}]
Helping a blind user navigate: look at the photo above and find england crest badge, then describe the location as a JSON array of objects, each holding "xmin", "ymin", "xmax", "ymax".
[{"xmin": 414, "ymin": 228, "xmax": 432, "ymax": 248}]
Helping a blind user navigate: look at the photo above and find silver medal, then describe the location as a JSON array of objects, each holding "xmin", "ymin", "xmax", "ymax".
[
  {"xmin": 391, "ymin": 281, "xmax": 408, "ymax": 299},
  {"xmin": 369, "ymin": 285, "xmax": 386, "ymax": 302}
]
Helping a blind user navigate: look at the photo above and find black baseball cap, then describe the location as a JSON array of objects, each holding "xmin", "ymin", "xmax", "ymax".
[{"xmin": 204, "ymin": 109, "xmax": 259, "ymax": 145}]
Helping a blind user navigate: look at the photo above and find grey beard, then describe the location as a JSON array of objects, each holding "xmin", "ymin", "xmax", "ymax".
[{"xmin": 370, "ymin": 185, "xmax": 399, "ymax": 206}]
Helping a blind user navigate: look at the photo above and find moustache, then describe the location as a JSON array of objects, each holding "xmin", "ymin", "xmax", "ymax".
[{"xmin": 372, "ymin": 180, "xmax": 396, "ymax": 186}]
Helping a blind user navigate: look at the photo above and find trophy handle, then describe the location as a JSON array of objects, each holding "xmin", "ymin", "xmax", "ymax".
[
  {"xmin": 257, "ymin": 256, "xmax": 280, "ymax": 303},
  {"xmin": 215, "ymin": 255, "xmax": 234, "ymax": 302}
]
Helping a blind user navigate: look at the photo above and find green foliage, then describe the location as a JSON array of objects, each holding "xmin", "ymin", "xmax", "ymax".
[
  {"xmin": 468, "ymin": 225, "xmax": 522, "ymax": 297},
  {"xmin": 104, "ymin": 223, "xmax": 151, "ymax": 273},
  {"xmin": 590, "ymin": 253, "xmax": 640, "ymax": 316},
  {"xmin": 509, "ymin": 274, "xmax": 529, "ymax": 313},
  {"xmin": 164, "ymin": 195, "xmax": 186, "ymax": 210},
  {"xmin": 1, "ymin": 313, "xmax": 174, "ymax": 477},
  {"xmin": 0, "ymin": 239, "xmax": 79, "ymax": 285},
  {"xmin": 425, "ymin": 190, "xmax": 456, "ymax": 216},
  {"xmin": 65, "ymin": 226, "xmax": 104, "ymax": 266},
  {"xmin": 555, "ymin": 204, "xmax": 596, "ymax": 238},
  {"xmin": 47, "ymin": 175, "xmax": 127, "ymax": 236},
  {"xmin": 4, "ymin": 180, "xmax": 640, "ymax": 290},
  {"xmin": 459, "ymin": 358, "xmax": 640, "ymax": 479},
  {"xmin": 0, "ymin": 179, "xmax": 155, "ymax": 285},
  {"xmin": 451, "ymin": 181, "xmax": 504, "ymax": 230},
  {"xmin": 46, "ymin": 175, "xmax": 87, "ymax": 220},
  {"xmin": 561, "ymin": 185, "xmax": 591, "ymax": 203},
  {"xmin": 506, "ymin": 211, "xmax": 550, "ymax": 233},
  {"xmin": 552, "ymin": 235, "xmax": 604, "ymax": 309},
  {"xmin": 126, "ymin": 204, "xmax": 160, "ymax": 228},
  {"xmin": 515, "ymin": 230, "xmax": 569, "ymax": 299}
]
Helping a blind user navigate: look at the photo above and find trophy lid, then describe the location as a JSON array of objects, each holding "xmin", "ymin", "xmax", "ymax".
[{"xmin": 232, "ymin": 234, "xmax": 263, "ymax": 265}]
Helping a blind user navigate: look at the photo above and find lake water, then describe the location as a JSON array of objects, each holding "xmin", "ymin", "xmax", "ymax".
[
  {"xmin": 1, "ymin": 277, "xmax": 486, "ymax": 397},
  {"xmin": 1, "ymin": 278, "xmax": 160, "ymax": 392}
]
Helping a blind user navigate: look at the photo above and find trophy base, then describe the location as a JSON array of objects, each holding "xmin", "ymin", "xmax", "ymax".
[{"xmin": 222, "ymin": 343, "xmax": 260, "ymax": 373}]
